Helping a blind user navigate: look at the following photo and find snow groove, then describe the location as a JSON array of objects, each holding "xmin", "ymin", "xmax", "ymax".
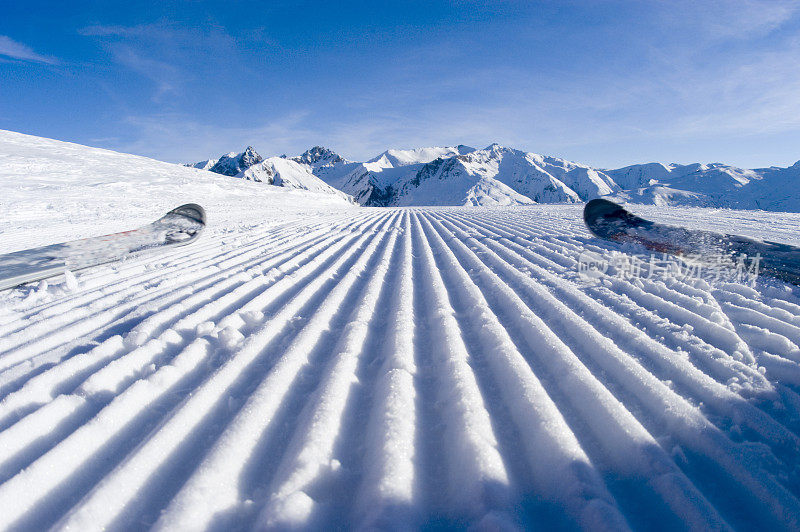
[
  {"xmin": 1, "ymin": 206, "xmax": 799, "ymax": 530},
  {"xmin": 426, "ymin": 214, "xmax": 732, "ymax": 530},
  {"xmin": 416, "ymin": 215, "xmax": 629, "ymax": 530}
]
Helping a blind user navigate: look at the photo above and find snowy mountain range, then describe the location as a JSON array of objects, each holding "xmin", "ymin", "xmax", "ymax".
[
  {"xmin": 187, "ymin": 147, "xmax": 353, "ymax": 203},
  {"xmin": 191, "ymin": 145, "xmax": 800, "ymax": 211},
  {"xmin": 605, "ymin": 161, "xmax": 800, "ymax": 211}
]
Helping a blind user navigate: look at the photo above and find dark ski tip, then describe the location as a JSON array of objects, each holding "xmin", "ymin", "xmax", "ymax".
[{"xmin": 583, "ymin": 198, "xmax": 631, "ymax": 240}]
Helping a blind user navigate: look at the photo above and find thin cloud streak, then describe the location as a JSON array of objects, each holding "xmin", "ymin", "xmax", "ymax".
[
  {"xmin": 659, "ymin": 0, "xmax": 800, "ymax": 40},
  {"xmin": 0, "ymin": 35, "xmax": 57, "ymax": 64},
  {"xmin": 79, "ymin": 23, "xmax": 240, "ymax": 103}
]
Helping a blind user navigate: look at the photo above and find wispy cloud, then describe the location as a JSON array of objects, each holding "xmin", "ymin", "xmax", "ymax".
[
  {"xmin": 112, "ymin": 45, "xmax": 181, "ymax": 101},
  {"xmin": 654, "ymin": 0, "xmax": 799, "ymax": 40},
  {"xmin": 79, "ymin": 24, "xmax": 183, "ymax": 102},
  {"xmin": 79, "ymin": 25, "xmax": 142, "ymax": 38},
  {"xmin": 0, "ymin": 35, "xmax": 57, "ymax": 64},
  {"xmin": 79, "ymin": 23, "xmax": 239, "ymax": 103}
]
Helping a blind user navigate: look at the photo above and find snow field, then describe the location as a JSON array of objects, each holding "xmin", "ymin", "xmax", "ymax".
[
  {"xmin": 414, "ymin": 214, "xmax": 628, "ymax": 530},
  {"xmin": 1, "ymin": 206, "xmax": 800, "ymax": 529},
  {"xmin": 424, "ymin": 214, "xmax": 730, "ymax": 529},
  {"xmin": 431, "ymin": 212, "xmax": 798, "ymax": 528},
  {"xmin": 54, "ymin": 213, "xmax": 391, "ymax": 531}
]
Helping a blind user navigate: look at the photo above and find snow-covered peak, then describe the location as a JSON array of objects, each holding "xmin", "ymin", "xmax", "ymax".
[
  {"xmin": 606, "ymin": 162, "xmax": 674, "ymax": 189},
  {"xmin": 603, "ymin": 159, "xmax": 800, "ymax": 210},
  {"xmin": 466, "ymin": 144, "xmax": 528, "ymax": 162},
  {"xmin": 483, "ymin": 142, "xmax": 507, "ymax": 153},
  {"xmin": 237, "ymin": 157, "xmax": 354, "ymax": 203},
  {"xmin": 330, "ymin": 142, "xmax": 623, "ymax": 206},
  {"xmin": 449, "ymin": 144, "xmax": 618, "ymax": 203},
  {"xmin": 367, "ymin": 145, "xmax": 474, "ymax": 167},
  {"xmin": 241, "ymin": 146, "xmax": 261, "ymax": 166},
  {"xmin": 186, "ymin": 146, "xmax": 352, "ymax": 201},
  {"xmin": 607, "ymin": 160, "xmax": 761, "ymax": 197},
  {"xmin": 291, "ymin": 146, "xmax": 346, "ymax": 167},
  {"xmin": 206, "ymin": 146, "xmax": 264, "ymax": 176},
  {"xmin": 388, "ymin": 155, "xmax": 535, "ymax": 206}
]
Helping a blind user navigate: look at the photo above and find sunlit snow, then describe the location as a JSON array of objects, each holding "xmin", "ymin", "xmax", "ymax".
[{"xmin": 1, "ymin": 130, "xmax": 800, "ymax": 529}]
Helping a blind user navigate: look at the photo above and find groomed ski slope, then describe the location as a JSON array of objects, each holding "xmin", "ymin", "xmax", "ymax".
[{"xmin": 3, "ymin": 206, "xmax": 800, "ymax": 530}]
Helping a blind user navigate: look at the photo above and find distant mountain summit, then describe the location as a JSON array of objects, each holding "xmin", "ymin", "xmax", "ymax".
[
  {"xmin": 185, "ymin": 146, "xmax": 264, "ymax": 176},
  {"xmin": 189, "ymin": 144, "xmax": 800, "ymax": 211},
  {"xmin": 290, "ymin": 146, "xmax": 345, "ymax": 166},
  {"xmin": 604, "ymin": 160, "xmax": 800, "ymax": 210},
  {"xmin": 366, "ymin": 145, "xmax": 475, "ymax": 167},
  {"xmin": 310, "ymin": 145, "xmax": 478, "ymax": 205},
  {"xmin": 208, "ymin": 146, "xmax": 263, "ymax": 176},
  {"xmin": 299, "ymin": 143, "xmax": 620, "ymax": 207},
  {"xmin": 187, "ymin": 147, "xmax": 353, "ymax": 202}
]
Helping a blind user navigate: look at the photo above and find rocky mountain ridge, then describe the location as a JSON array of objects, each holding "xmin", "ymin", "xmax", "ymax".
[{"xmin": 189, "ymin": 145, "xmax": 800, "ymax": 211}]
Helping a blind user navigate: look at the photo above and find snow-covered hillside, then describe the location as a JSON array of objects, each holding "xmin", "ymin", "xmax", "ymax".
[
  {"xmin": 239, "ymin": 157, "xmax": 353, "ymax": 202},
  {"xmin": 389, "ymin": 151, "xmax": 537, "ymax": 206},
  {"xmin": 2, "ymin": 204, "xmax": 800, "ymax": 529},
  {"xmin": 0, "ymin": 130, "xmax": 354, "ymax": 254},
  {"xmin": 287, "ymin": 147, "xmax": 362, "ymax": 193},
  {"xmin": 325, "ymin": 145, "xmax": 478, "ymax": 205}
]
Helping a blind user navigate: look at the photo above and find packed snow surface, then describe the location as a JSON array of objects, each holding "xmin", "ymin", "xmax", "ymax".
[{"xmin": 3, "ymin": 131, "xmax": 800, "ymax": 530}]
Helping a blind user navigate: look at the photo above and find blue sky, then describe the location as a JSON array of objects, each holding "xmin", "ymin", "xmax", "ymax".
[{"xmin": 1, "ymin": 0, "xmax": 800, "ymax": 169}]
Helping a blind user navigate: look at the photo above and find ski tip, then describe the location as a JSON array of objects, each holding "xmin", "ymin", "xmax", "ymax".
[
  {"xmin": 584, "ymin": 198, "xmax": 625, "ymax": 226},
  {"xmin": 168, "ymin": 203, "xmax": 206, "ymax": 226},
  {"xmin": 583, "ymin": 198, "xmax": 629, "ymax": 239}
]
